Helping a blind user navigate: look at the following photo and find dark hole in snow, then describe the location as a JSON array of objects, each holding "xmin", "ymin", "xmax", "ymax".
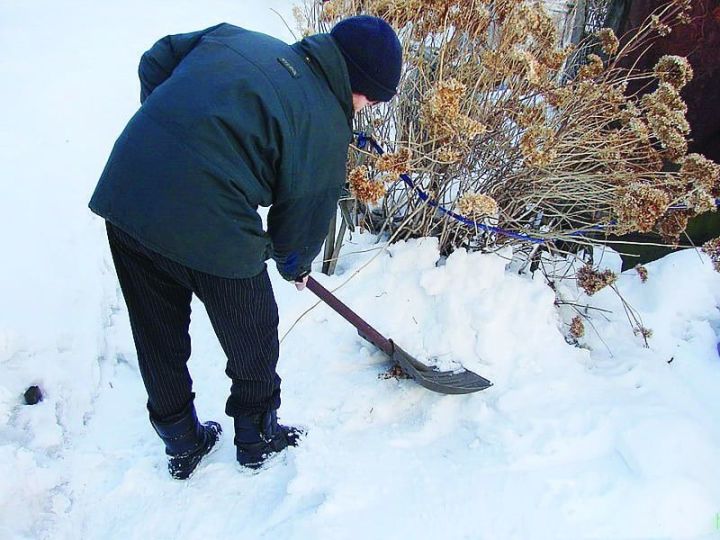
[{"xmin": 24, "ymin": 385, "xmax": 43, "ymax": 405}]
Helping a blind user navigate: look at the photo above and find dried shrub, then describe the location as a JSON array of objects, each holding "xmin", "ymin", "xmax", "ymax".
[{"xmin": 297, "ymin": 0, "xmax": 701, "ymax": 254}]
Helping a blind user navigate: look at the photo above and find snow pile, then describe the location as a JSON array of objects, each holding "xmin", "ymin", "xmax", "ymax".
[
  {"xmin": 2, "ymin": 1, "xmax": 720, "ymax": 539},
  {"xmin": 7, "ymin": 233, "xmax": 717, "ymax": 540}
]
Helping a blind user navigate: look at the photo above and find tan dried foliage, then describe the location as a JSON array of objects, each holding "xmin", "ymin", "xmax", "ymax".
[
  {"xmin": 686, "ymin": 189, "xmax": 717, "ymax": 214},
  {"xmin": 517, "ymin": 105, "xmax": 546, "ymax": 129},
  {"xmin": 436, "ymin": 144, "xmax": 463, "ymax": 163},
  {"xmin": 520, "ymin": 125, "xmax": 557, "ymax": 168},
  {"xmin": 320, "ymin": 0, "xmax": 343, "ymax": 22}
]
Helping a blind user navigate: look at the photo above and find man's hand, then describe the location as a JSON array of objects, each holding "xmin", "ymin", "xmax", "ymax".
[{"xmin": 294, "ymin": 274, "xmax": 309, "ymax": 291}]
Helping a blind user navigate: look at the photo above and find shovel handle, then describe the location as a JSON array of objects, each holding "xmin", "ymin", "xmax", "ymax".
[{"xmin": 306, "ymin": 277, "xmax": 394, "ymax": 356}]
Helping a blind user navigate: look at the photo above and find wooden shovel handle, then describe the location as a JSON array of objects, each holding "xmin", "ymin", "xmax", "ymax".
[{"xmin": 306, "ymin": 277, "xmax": 394, "ymax": 356}]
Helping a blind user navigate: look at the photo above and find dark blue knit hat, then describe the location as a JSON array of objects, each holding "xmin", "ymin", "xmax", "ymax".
[{"xmin": 330, "ymin": 16, "xmax": 402, "ymax": 102}]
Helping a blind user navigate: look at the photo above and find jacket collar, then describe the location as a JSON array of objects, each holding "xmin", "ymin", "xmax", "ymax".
[{"xmin": 292, "ymin": 34, "xmax": 354, "ymax": 125}]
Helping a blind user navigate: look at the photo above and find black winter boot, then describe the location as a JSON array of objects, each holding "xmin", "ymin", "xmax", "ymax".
[
  {"xmin": 234, "ymin": 409, "xmax": 301, "ymax": 469},
  {"xmin": 150, "ymin": 402, "xmax": 222, "ymax": 479}
]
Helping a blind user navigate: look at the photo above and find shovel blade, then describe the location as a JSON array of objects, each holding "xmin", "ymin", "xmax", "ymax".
[{"xmin": 390, "ymin": 341, "xmax": 492, "ymax": 395}]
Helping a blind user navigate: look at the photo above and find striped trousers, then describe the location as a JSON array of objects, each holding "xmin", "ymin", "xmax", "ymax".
[{"xmin": 106, "ymin": 222, "xmax": 281, "ymax": 420}]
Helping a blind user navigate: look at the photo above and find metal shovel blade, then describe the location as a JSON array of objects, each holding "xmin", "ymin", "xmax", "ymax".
[
  {"xmin": 389, "ymin": 340, "xmax": 492, "ymax": 394},
  {"xmin": 307, "ymin": 277, "xmax": 492, "ymax": 395}
]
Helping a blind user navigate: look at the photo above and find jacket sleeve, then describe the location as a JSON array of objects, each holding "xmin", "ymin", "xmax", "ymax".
[
  {"xmin": 267, "ymin": 185, "xmax": 343, "ymax": 281},
  {"xmin": 138, "ymin": 23, "xmax": 225, "ymax": 103}
]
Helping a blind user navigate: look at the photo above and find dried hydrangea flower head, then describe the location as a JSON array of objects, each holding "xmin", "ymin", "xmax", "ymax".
[
  {"xmin": 641, "ymin": 82, "xmax": 690, "ymax": 160},
  {"xmin": 576, "ymin": 264, "xmax": 618, "ymax": 295},
  {"xmin": 422, "ymin": 79, "xmax": 487, "ymax": 142},
  {"xmin": 654, "ymin": 55, "xmax": 693, "ymax": 90},
  {"xmin": 423, "ymin": 79, "xmax": 465, "ymax": 134},
  {"xmin": 320, "ymin": 0, "xmax": 343, "ymax": 22},
  {"xmin": 656, "ymin": 211, "xmax": 689, "ymax": 246},
  {"xmin": 613, "ymin": 183, "xmax": 670, "ymax": 233},
  {"xmin": 577, "ymin": 54, "xmax": 604, "ymax": 80},
  {"xmin": 436, "ymin": 144, "xmax": 462, "ymax": 164},
  {"xmin": 375, "ymin": 148, "xmax": 412, "ymax": 175},
  {"xmin": 456, "ymin": 193, "xmax": 499, "ymax": 218},
  {"xmin": 686, "ymin": 190, "xmax": 716, "ymax": 214},
  {"xmin": 509, "ymin": 48, "xmax": 546, "ymax": 86},
  {"xmin": 635, "ymin": 264, "xmax": 649, "ymax": 283},
  {"xmin": 349, "ymin": 165, "xmax": 386, "ymax": 204},
  {"xmin": 680, "ymin": 153, "xmax": 720, "ymax": 194},
  {"xmin": 498, "ymin": 2, "xmax": 558, "ymax": 51},
  {"xmin": 650, "ymin": 14, "xmax": 671, "ymax": 36},
  {"xmin": 520, "ymin": 125, "xmax": 557, "ymax": 168},
  {"xmin": 569, "ymin": 315, "xmax": 585, "ymax": 338},
  {"xmin": 596, "ymin": 28, "xmax": 619, "ymax": 55}
]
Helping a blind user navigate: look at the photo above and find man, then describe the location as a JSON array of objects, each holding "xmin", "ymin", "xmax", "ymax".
[{"xmin": 89, "ymin": 16, "xmax": 402, "ymax": 479}]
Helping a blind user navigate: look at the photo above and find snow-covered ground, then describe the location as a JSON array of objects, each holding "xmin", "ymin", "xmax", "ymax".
[{"xmin": 2, "ymin": 2, "xmax": 720, "ymax": 539}]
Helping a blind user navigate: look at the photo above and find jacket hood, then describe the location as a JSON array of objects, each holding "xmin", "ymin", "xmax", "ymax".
[{"xmin": 292, "ymin": 34, "xmax": 354, "ymax": 125}]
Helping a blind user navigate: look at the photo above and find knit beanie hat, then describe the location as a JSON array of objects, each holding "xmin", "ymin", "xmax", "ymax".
[{"xmin": 330, "ymin": 16, "xmax": 402, "ymax": 102}]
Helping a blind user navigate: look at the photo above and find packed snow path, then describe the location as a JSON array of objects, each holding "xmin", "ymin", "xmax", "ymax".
[{"xmin": 2, "ymin": 2, "xmax": 720, "ymax": 539}]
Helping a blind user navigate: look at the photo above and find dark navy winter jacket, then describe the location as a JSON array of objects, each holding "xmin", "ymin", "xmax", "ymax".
[{"xmin": 89, "ymin": 23, "xmax": 353, "ymax": 280}]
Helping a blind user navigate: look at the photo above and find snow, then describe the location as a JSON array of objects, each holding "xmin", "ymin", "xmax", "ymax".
[{"xmin": 2, "ymin": 1, "xmax": 720, "ymax": 539}]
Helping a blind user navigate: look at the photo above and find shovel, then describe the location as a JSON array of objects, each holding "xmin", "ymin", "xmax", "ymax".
[{"xmin": 306, "ymin": 277, "xmax": 492, "ymax": 394}]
